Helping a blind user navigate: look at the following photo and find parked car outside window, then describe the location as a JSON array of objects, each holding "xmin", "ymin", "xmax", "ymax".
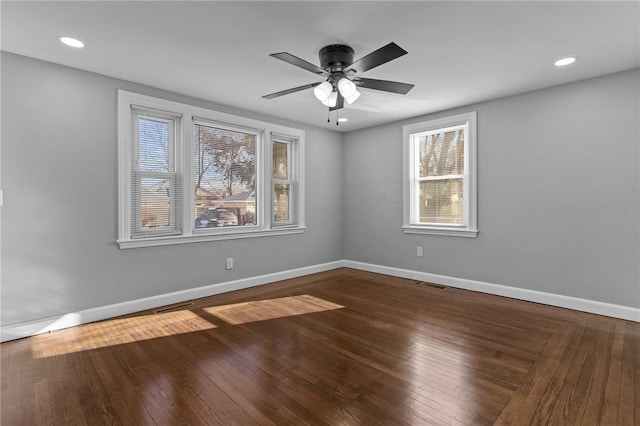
[{"xmin": 195, "ymin": 209, "xmax": 239, "ymax": 228}]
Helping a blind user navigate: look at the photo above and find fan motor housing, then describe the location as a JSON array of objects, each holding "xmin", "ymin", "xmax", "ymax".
[{"xmin": 319, "ymin": 44, "xmax": 354, "ymax": 72}]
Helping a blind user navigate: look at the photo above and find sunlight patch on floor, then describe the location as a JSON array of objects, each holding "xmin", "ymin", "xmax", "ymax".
[
  {"xmin": 32, "ymin": 310, "xmax": 216, "ymax": 358},
  {"xmin": 30, "ymin": 295, "xmax": 344, "ymax": 358},
  {"xmin": 205, "ymin": 294, "xmax": 344, "ymax": 325}
]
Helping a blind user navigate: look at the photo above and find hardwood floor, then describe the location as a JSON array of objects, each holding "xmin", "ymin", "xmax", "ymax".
[{"xmin": 2, "ymin": 268, "xmax": 638, "ymax": 425}]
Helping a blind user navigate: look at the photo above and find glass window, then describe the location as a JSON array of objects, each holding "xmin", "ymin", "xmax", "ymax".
[
  {"xmin": 118, "ymin": 90, "xmax": 305, "ymax": 248},
  {"xmin": 194, "ymin": 122, "xmax": 257, "ymax": 229},
  {"xmin": 271, "ymin": 135, "xmax": 297, "ymax": 226},
  {"xmin": 416, "ymin": 125, "xmax": 465, "ymax": 225},
  {"xmin": 131, "ymin": 111, "xmax": 181, "ymax": 238},
  {"xmin": 403, "ymin": 112, "xmax": 477, "ymax": 237}
]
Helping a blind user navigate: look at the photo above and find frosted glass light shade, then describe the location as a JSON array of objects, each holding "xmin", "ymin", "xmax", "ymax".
[
  {"xmin": 313, "ymin": 82, "xmax": 333, "ymax": 101},
  {"xmin": 337, "ymin": 78, "xmax": 357, "ymax": 97}
]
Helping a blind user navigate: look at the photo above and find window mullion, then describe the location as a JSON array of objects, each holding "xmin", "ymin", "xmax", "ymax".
[
  {"xmin": 257, "ymin": 128, "xmax": 264, "ymax": 228},
  {"xmin": 181, "ymin": 114, "xmax": 193, "ymax": 237}
]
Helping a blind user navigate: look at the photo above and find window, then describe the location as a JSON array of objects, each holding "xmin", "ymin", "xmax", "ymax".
[
  {"xmin": 118, "ymin": 91, "xmax": 304, "ymax": 248},
  {"xmin": 272, "ymin": 134, "xmax": 296, "ymax": 226},
  {"xmin": 194, "ymin": 121, "xmax": 258, "ymax": 229},
  {"xmin": 403, "ymin": 112, "xmax": 477, "ymax": 237},
  {"xmin": 131, "ymin": 110, "xmax": 181, "ymax": 238}
]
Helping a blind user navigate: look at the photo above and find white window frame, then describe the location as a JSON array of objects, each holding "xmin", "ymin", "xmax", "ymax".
[
  {"xmin": 118, "ymin": 90, "xmax": 305, "ymax": 249},
  {"xmin": 402, "ymin": 111, "xmax": 478, "ymax": 237}
]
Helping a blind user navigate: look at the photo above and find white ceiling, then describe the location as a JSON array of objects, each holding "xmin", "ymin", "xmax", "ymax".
[{"xmin": 2, "ymin": 1, "xmax": 639, "ymax": 132}]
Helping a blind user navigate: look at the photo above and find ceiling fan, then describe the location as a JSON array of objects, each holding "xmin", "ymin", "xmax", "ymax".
[{"xmin": 262, "ymin": 42, "xmax": 415, "ymax": 114}]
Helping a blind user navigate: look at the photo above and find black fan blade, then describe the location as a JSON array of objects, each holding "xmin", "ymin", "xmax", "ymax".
[
  {"xmin": 354, "ymin": 78, "xmax": 414, "ymax": 95},
  {"xmin": 270, "ymin": 52, "xmax": 330, "ymax": 76},
  {"xmin": 330, "ymin": 92, "xmax": 344, "ymax": 111},
  {"xmin": 346, "ymin": 42, "xmax": 408, "ymax": 74},
  {"xmin": 263, "ymin": 82, "xmax": 321, "ymax": 99}
]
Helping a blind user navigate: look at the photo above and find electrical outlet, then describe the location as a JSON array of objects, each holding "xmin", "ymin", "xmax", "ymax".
[
  {"xmin": 417, "ymin": 246, "xmax": 423, "ymax": 257},
  {"xmin": 226, "ymin": 257, "xmax": 233, "ymax": 270}
]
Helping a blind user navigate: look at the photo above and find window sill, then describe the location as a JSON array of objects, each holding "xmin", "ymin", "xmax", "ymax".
[
  {"xmin": 402, "ymin": 226, "xmax": 478, "ymax": 238},
  {"xmin": 118, "ymin": 226, "xmax": 306, "ymax": 249}
]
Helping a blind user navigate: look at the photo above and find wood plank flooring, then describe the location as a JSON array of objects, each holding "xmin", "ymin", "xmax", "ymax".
[{"xmin": 1, "ymin": 268, "xmax": 638, "ymax": 425}]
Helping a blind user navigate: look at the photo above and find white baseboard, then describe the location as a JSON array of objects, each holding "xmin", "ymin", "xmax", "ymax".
[
  {"xmin": 344, "ymin": 260, "xmax": 640, "ymax": 323},
  {"xmin": 3, "ymin": 259, "xmax": 637, "ymax": 343},
  {"xmin": 0, "ymin": 260, "xmax": 344, "ymax": 343}
]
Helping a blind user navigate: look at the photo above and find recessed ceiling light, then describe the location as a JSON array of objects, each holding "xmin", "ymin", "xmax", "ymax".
[
  {"xmin": 60, "ymin": 37, "xmax": 84, "ymax": 48},
  {"xmin": 338, "ymin": 118, "xmax": 348, "ymax": 123},
  {"xmin": 554, "ymin": 57, "xmax": 577, "ymax": 67}
]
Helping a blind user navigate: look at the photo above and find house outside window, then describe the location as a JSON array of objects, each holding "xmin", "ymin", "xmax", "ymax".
[
  {"xmin": 403, "ymin": 112, "xmax": 478, "ymax": 237},
  {"xmin": 118, "ymin": 90, "xmax": 305, "ymax": 248}
]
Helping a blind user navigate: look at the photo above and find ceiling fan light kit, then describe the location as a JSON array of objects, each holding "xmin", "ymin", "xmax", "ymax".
[{"xmin": 263, "ymin": 42, "xmax": 415, "ymax": 123}]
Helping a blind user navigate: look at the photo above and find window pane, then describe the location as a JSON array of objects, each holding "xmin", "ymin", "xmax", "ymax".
[
  {"xmin": 419, "ymin": 178, "xmax": 464, "ymax": 224},
  {"xmin": 140, "ymin": 177, "xmax": 171, "ymax": 229},
  {"xmin": 194, "ymin": 124, "xmax": 257, "ymax": 226},
  {"xmin": 138, "ymin": 117, "xmax": 169, "ymax": 172},
  {"xmin": 274, "ymin": 184, "xmax": 290, "ymax": 222},
  {"xmin": 272, "ymin": 141, "xmax": 288, "ymax": 179},
  {"xmin": 418, "ymin": 127, "xmax": 464, "ymax": 177}
]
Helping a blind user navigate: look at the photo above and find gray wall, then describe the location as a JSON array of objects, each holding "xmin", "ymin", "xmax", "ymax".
[
  {"xmin": 344, "ymin": 68, "xmax": 640, "ymax": 308},
  {"xmin": 1, "ymin": 52, "xmax": 344, "ymax": 325}
]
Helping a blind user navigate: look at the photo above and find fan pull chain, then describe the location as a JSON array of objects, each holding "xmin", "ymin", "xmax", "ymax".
[
  {"xmin": 336, "ymin": 109, "xmax": 339, "ymax": 126},
  {"xmin": 327, "ymin": 107, "xmax": 330, "ymax": 123}
]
